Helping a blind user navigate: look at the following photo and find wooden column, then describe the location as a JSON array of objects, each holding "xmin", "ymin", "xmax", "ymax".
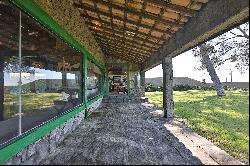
[
  {"xmin": 0, "ymin": 56, "xmax": 4, "ymax": 121},
  {"xmin": 140, "ymin": 70, "xmax": 145, "ymax": 97},
  {"xmin": 162, "ymin": 56, "xmax": 174, "ymax": 118}
]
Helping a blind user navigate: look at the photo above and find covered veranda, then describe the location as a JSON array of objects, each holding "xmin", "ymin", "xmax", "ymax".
[{"xmin": 0, "ymin": 0, "xmax": 248, "ymax": 165}]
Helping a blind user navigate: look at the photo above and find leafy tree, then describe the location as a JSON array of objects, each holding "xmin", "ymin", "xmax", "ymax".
[
  {"xmin": 192, "ymin": 22, "xmax": 249, "ymax": 96},
  {"xmin": 145, "ymin": 83, "xmax": 157, "ymax": 92}
]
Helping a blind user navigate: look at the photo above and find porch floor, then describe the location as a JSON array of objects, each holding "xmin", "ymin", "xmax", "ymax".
[{"xmin": 39, "ymin": 102, "xmax": 240, "ymax": 165}]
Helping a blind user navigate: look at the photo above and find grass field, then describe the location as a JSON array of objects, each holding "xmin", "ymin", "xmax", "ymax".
[
  {"xmin": 4, "ymin": 93, "xmax": 62, "ymax": 119},
  {"xmin": 146, "ymin": 90, "xmax": 249, "ymax": 164}
]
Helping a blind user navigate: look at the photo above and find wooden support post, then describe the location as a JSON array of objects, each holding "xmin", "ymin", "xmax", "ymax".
[
  {"xmin": 162, "ymin": 56, "xmax": 174, "ymax": 118},
  {"xmin": 0, "ymin": 56, "xmax": 4, "ymax": 121},
  {"xmin": 140, "ymin": 71, "xmax": 145, "ymax": 97},
  {"xmin": 127, "ymin": 63, "xmax": 130, "ymax": 95}
]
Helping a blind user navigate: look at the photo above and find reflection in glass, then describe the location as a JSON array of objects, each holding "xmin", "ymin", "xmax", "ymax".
[
  {"xmin": 87, "ymin": 61, "xmax": 102, "ymax": 100},
  {"xmin": 0, "ymin": 0, "xmax": 20, "ymax": 145},
  {"xmin": 0, "ymin": 0, "xmax": 82, "ymax": 145}
]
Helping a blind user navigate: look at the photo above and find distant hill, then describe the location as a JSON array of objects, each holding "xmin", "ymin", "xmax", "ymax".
[
  {"xmin": 145, "ymin": 77, "xmax": 249, "ymax": 89},
  {"xmin": 146, "ymin": 77, "xmax": 205, "ymax": 87}
]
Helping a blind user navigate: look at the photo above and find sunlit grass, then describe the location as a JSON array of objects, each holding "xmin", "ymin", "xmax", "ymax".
[
  {"xmin": 4, "ymin": 93, "xmax": 62, "ymax": 119},
  {"xmin": 146, "ymin": 90, "xmax": 249, "ymax": 164}
]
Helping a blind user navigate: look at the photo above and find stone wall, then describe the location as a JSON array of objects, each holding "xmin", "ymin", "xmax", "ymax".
[
  {"xmin": 5, "ymin": 97, "xmax": 103, "ymax": 165},
  {"xmin": 34, "ymin": 0, "xmax": 105, "ymax": 63}
]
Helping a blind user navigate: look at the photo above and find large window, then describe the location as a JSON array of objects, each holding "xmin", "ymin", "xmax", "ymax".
[
  {"xmin": 87, "ymin": 61, "xmax": 102, "ymax": 100},
  {"xmin": 0, "ymin": 1, "xmax": 82, "ymax": 145}
]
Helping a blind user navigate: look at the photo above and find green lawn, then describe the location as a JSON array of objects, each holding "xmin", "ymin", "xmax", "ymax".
[
  {"xmin": 146, "ymin": 90, "xmax": 249, "ymax": 164},
  {"xmin": 4, "ymin": 93, "xmax": 62, "ymax": 119}
]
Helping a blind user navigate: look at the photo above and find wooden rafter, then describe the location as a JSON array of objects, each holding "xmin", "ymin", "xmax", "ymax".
[
  {"xmin": 93, "ymin": 33, "xmax": 157, "ymax": 50},
  {"xmin": 101, "ymin": 44, "xmax": 148, "ymax": 57},
  {"xmin": 144, "ymin": 0, "xmax": 197, "ymax": 16},
  {"xmin": 85, "ymin": 0, "xmax": 184, "ymax": 27},
  {"xmin": 95, "ymin": 36, "xmax": 152, "ymax": 52},
  {"xmin": 74, "ymin": 0, "xmax": 210, "ymax": 64}
]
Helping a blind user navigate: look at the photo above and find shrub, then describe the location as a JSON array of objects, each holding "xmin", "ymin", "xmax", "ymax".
[{"xmin": 173, "ymin": 85, "xmax": 194, "ymax": 91}]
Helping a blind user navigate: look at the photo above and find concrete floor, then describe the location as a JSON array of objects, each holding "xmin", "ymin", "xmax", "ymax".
[{"xmin": 40, "ymin": 102, "xmax": 204, "ymax": 165}]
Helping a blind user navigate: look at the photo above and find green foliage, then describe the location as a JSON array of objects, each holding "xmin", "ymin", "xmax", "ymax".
[
  {"xmin": 146, "ymin": 90, "xmax": 249, "ymax": 164},
  {"xmin": 145, "ymin": 83, "xmax": 157, "ymax": 92}
]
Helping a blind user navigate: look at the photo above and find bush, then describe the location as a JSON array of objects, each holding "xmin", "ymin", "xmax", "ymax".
[
  {"xmin": 173, "ymin": 85, "xmax": 194, "ymax": 91},
  {"xmin": 145, "ymin": 83, "xmax": 157, "ymax": 92}
]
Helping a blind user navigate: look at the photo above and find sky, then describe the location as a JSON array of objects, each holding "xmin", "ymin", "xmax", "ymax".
[
  {"xmin": 146, "ymin": 23, "xmax": 249, "ymax": 83},
  {"xmin": 145, "ymin": 50, "xmax": 249, "ymax": 83}
]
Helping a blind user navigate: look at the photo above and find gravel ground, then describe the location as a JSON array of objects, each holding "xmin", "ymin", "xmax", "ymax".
[{"xmin": 40, "ymin": 103, "xmax": 203, "ymax": 165}]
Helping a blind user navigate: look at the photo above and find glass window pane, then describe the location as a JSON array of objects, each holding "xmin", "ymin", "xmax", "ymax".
[
  {"xmin": 0, "ymin": 0, "xmax": 83, "ymax": 146},
  {"xmin": 20, "ymin": 9, "xmax": 82, "ymax": 134},
  {"xmin": 87, "ymin": 61, "xmax": 101, "ymax": 100},
  {"xmin": 0, "ymin": 0, "xmax": 20, "ymax": 145}
]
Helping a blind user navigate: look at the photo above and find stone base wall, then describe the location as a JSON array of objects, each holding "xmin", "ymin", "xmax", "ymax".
[
  {"xmin": 130, "ymin": 88, "xmax": 142, "ymax": 102},
  {"xmin": 5, "ymin": 98, "xmax": 103, "ymax": 165}
]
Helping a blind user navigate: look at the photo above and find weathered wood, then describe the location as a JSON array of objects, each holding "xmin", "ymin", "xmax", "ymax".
[
  {"xmin": 77, "ymin": 0, "xmax": 183, "ymax": 28},
  {"xmin": 85, "ymin": 19, "xmax": 169, "ymax": 40},
  {"xmin": 89, "ymin": 25, "xmax": 159, "ymax": 46},
  {"xmin": 162, "ymin": 56, "xmax": 174, "ymax": 118},
  {"xmin": 144, "ymin": 0, "xmax": 197, "ymax": 17},
  {"xmin": 78, "ymin": 7, "xmax": 173, "ymax": 35},
  {"xmin": 95, "ymin": 36, "xmax": 152, "ymax": 51},
  {"xmin": 142, "ymin": 0, "xmax": 249, "ymax": 72},
  {"xmin": 94, "ymin": 33, "xmax": 157, "ymax": 49},
  {"xmin": 100, "ymin": 42, "xmax": 149, "ymax": 57}
]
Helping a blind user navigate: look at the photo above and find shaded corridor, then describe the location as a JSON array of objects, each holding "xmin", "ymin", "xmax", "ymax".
[{"xmin": 40, "ymin": 103, "xmax": 202, "ymax": 165}]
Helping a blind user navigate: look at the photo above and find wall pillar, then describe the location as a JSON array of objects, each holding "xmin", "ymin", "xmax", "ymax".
[
  {"xmin": 162, "ymin": 56, "xmax": 174, "ymax": 118},
  {"xmin": 140, "ymin": 70, "xmax": 145, "ymax": 97},
  {"xmin": 0, "ymin": 56, "xmax": 4, "ymax": 121}
]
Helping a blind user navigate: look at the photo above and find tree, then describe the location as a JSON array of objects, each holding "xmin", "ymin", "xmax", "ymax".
[
  {"xmin": 193, "ymin": 43, "xmax": 225, "ymax": 96},
  {"xmin": 192, "ymin": 22, "xmax": 249, "ymax": 96}
]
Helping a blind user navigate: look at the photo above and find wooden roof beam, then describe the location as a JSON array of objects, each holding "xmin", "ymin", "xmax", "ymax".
[
  {"xmin": 88, "ymin": 0, "xmax": 183, "ymax": 27},
  {"xmin": 89, "ymin": 26, "xmax": 159, "ymax": 46},
  {"xmin": 144, "ymin": 0, "xmax": 197, "ymax": 16},
  {"xmin": 102, "ymin": 48, "xmax": 143, "ymax": 62},
  {"xmin": 84, "ymin": 17, "xmax": 171, "ymax": 39},
  {"xmin": 101, "ymin": 44, "xmax": 149, "ymax": 57},
  {"xmin": 103, "ymin": 49, "xmax": 143, "ymax": 63},
  {"xmin": 96, "ymin": 38, "xmax": 150, "ymax": 53},
  {"xmin": 77, "ymin": 4, "xmax": 178, "ymax": 34},
  {"xmin": 89, "ymin": 27, "xmax": 159, "ymax": 46},
  {"xmin": 87, "ymin": 21, "xmax": 164, "ymax": 42},
  {"xmin": 94, "ymin": 33, "xmax": 157, "ymax": 50},
  {"xmin": 102, "ymin": 46, "xmax": 145, "ymax": 58},
  {"xmin": 95, "ymin": 36, "xmax": 152, "ymax": 51}
]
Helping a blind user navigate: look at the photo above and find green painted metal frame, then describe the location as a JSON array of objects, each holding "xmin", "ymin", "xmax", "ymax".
[
  {"xmin": 0, "ymin": 105, "xmax": 84, "ymax": 164},
  {"xmin": 0, "ymin": 0, "xmax": 107, "ymax": 164}
]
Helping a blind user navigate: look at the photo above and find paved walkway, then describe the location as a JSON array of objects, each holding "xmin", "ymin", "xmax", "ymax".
[
  {"xmin": 39, "ymin": 102, "xmax": 242, "ymax": 165},
  {"xmin": 40, "ymin": 103, "xmax": 202, "ymax": 165}
]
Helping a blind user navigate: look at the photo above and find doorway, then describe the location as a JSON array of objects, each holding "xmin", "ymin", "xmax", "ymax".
[{"xmin": 108, "ymin": 64, "xmax": 128, "ymax": 95}]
